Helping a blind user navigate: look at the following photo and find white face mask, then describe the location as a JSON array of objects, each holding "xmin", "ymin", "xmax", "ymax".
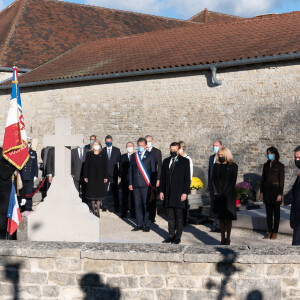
[
  {"xmin": 147, "ymin": 142, "xmax": 152, "ymax": 148},
  {"xmin": 94, "ymin": 145, "xmax": 100, "ymax": 151},
  {"xmin": 179, "ymin": 149, "xmax": 183, "ymax": 154},
  {"xmin": 127, "ymin": 147, "xmax": 134, "ymax": 154}
]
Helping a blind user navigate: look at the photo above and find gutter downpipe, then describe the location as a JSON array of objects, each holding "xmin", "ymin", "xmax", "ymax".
[
  {"xmin": 0, "ymin": 52, "xmax": 299, "ymax": 90},
  {"xmin": 210, "ymin": 66, "xmax": 222, "ymax": 85}
]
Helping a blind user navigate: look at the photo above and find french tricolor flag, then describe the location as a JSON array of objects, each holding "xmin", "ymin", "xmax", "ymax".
[
  {"xmin": 7, "ymin": 184, "xmax": 22, "ymax": 235},
  {"xmin": 2, "ymin": 66, "xmax": 29, "ymax": 170}
]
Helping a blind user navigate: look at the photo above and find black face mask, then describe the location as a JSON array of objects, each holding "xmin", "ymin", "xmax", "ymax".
[
  {"xmin": 218, "ymin": 156, "xmax": 226, "ymax": 164},
  {"xmin": 170, "ymin": 151, "xmax": 177, "ymax": 158},
  {"xmin": 295, "ymin": 160, "xmax": 300, "ymax": 169}
]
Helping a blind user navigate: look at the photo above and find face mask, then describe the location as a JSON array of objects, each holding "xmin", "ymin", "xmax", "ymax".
[
  {"xmin": 90, "ymin": 140, "xmax": 94, "ymax": 145},
  {"xmin": 127, "ymin": 147, "xmax": 134, "ymax": 154},
  {"xmin": 79, "ymin": 144, "xmax": 85, "ymax": 149},
  {"xmin": 179, "ymin": 149, "xmax": 183, "ymax": 154},
  {"xmin": 295, "ymin": 160, "xmax": 300, "ymax": 169},
  {"xmin": 170, "ymin": 151, "xmax": 177, "ymax": 158},
  {"xmin": 213, "ymin": 146, "xmax": 219, "ymax": 154},
  {"xmin": 94, "ymin": 145, "xmax": 100, "ymax": 151},
  {"xmin": 267, "ymin": 154, "xmax": 274, "ymax": 161},
  {"xmin": 147, "ymin": 142, "xmax": 152, "ymax": 148},
  {"xmin": 218, "ymin": 156, "xmax": 226, "ymax": 163},
  {"xmin": 138, "ymin": 147, "xmax": 145, "ymax": 153},
  {"xmin": 106, "ymin": 142, "xmax": 112, "ymax": 147}
]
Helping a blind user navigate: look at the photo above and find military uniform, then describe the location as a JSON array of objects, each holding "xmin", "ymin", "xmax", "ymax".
[{"xmin": 21, "ymin": 149, "xmax": 38, "ymax": 211}]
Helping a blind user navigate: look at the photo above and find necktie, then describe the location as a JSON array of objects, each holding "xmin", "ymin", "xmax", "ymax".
[
  {"xmin": 108, "ymin": 149, "xmax": 111, "ymax": 160},
  {"xmin": 170, "ymin": 158, "xmax": 176, "ymax": 171},
  {"xmin": 79, "ymin": 149, "xmax": 83, "ymax": 161}
]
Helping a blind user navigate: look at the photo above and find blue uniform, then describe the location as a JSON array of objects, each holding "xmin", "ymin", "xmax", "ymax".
[{"xmin": 21, "ymin": 149, "xmax": 38, "ymax": 210}]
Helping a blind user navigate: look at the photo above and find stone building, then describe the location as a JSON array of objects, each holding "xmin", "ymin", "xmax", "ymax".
[{"xmin": 0, "ymin": 0, "xmax": 299, "ymax": 191}]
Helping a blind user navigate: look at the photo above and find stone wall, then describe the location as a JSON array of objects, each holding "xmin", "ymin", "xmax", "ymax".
[
  {"xmin": 0, "ymin": 72, "xmax": 12, "ymax": 83},
  {"xmin": 0, "ymin": 241, "xmax": 299, "ymax": 299},
  {"xmin": 0, "ymin": 61, "xmax": 299, "ymax": 190}
]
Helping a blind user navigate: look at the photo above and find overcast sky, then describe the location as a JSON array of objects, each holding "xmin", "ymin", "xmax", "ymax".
[{"xmin": 1, "ymin": 0, "xmax": 300, "ymax": 19}]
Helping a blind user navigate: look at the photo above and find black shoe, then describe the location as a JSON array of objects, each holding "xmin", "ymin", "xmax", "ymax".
[
  {"xmin": 151, "ymin": 219, "xmax": 156, "ymax": 223},
  {"xmin": 172, "ymin": 238, "xmax": 181, "ymax": 244},
  {"xmin": 162, "ymin": 237, "xmax": 173, "ymax": 243},
  {"xmin": 131, "ymin": 226, "xmax": 143, "ymax": 231},
  {"xmin": 130, "ymin": 214, "xmax": 136, "ymax": 218},
  {"xmin": 102, "ymin": 208, "xmax": 107, "ymax": 212},
  {"xmin": 143, "ymin": 226, "xmax": 150, "ymax": 232},
  {"xmin": 211, "ymin": 227, "xmax": 220, "ymax": 233},
  {"xmin": 120, "ymin": 214, "xmax": 127, "ymax": 219}
]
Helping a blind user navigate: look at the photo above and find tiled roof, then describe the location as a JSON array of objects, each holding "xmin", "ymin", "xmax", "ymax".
[
  {"xmin": 189, "ymin": 8, "xmax": 243, "ymax": 23},
  {"xmin": 0, "ymin": 0, "xmax": 192, "ymax": 69},
  {"xmin": 2, "ymin": 11, "xmax": 300, "ymax": 87}
]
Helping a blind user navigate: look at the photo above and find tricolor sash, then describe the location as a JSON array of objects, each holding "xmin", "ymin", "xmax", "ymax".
[{"xmin": 134, "ymin": 152, "xmax": 154, "ymax": 189}]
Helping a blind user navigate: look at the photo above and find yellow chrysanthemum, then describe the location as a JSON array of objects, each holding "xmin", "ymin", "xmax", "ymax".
[{"xmin": 190, "ymin": 177, "xmax": 203, "ymax": 190}]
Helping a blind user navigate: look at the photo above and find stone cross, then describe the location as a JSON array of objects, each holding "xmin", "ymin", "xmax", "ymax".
[
  {"xmin": 43, "ymin": 118, "xmax": 82, "ymax": 183},
  {"xmin": 27, "ymin": 118, "xmax": 99, "ymax": 242}
]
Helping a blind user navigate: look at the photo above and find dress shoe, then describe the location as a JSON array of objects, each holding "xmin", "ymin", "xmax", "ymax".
[
  {"xmin": 172, "ymin": 238, "xmax": 181, "ymax": 244},
  {"xmin": 102, "ymin": 208, "xmax": 107, "ymax": 212},
  {"xmin": 225, "ymin": 238, "xmax": 231, "ymax": 245},
  {"xmin": 131, "ymin": 226, "xmax": 143, "ymax": 231},
  {"xmin": 143, "ymin": 226, "xmax": 150, "ymax": 232},
  {"xmin": 211, "ymin": 227, "xmax": 220, "ymax": 233},
  {"xmin": 162, "ymin": 237, "xmax": 174, "ymax": 243},
  {"xmin": 263, "ymin": 232, "xmax": 272, "ymax": 239},
  {"xmin": 120, "ymin": 214, "xmax": 127, "ymax": 219},
  {"xmin": 271, "ymin": 233, "xmax": 277, "ymax": 240},
  {"xmin": 151, "ymin": 219, "xmax": 156, "ymax": 223}
]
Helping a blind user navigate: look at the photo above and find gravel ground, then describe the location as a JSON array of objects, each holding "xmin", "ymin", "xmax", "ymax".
[{"xmin": 98, "ymin": 210, "xmax": 293, "ymax": 246}]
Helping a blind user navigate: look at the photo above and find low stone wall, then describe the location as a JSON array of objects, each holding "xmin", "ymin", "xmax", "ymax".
[{"xmin": 0, "ymin": 241, "xmax": 299, "ymax": 299}]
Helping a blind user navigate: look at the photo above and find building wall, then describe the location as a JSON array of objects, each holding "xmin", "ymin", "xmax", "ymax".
[
  {"xmin": 0, "ymin": 71, "xmax": 12, "ymax": 83},
  {"xmin": 0, "ymin": 241, "xmax": 299, "ymax": 300},
  {"xmin": 0, "ymin": 61, "xmax": 299, "ymax": 190}
]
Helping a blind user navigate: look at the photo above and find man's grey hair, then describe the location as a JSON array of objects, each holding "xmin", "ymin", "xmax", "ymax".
[
  {"xmin": 126, "ymin": 141, "xmax": 134, "ymax": 147},
  {"xmin": 294, "ymin": 145, "xmax": 300, "ymax": 152},
  {"xmin": 145, "ymin": 135, "xmax": 154, "ymax": 140}
]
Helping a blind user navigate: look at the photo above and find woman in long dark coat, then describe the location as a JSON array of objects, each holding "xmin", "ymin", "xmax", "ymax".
[
  {"xmin": 260, "ymin": 146, "xmax": 285, "ymax": 240},
  {"xmin": 84, "ymin": 140, "xmax": 108, "ymax": 217},
  {"xmin": 212, "ymin": 147, "xmax": 238, "ymax": 245}
]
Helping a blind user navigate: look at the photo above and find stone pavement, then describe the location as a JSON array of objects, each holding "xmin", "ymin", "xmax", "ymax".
[{"xmin": 98, "ymin": 210, "xmax": 293, "ymax": 246}]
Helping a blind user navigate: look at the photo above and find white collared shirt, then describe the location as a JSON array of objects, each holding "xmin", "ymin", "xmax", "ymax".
[
  {"xmin": 147, "ymin": 146, "xmax": 153, "ymax": 152},
  {"xmin": 140, "ymin": 150, "xmax": 147, "ymax": 160}
]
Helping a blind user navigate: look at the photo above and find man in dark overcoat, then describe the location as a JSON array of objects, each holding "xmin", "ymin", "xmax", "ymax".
[{"xmin": 160, "ymin": 142, "xmax": 190, "ymax": 244}]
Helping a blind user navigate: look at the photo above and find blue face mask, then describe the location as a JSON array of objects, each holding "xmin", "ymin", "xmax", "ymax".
[
  {"xmin": 138, "ymin": 147, "xmax": 145, "ymax": 153},
  {"xmin": 106, "ymin": 142, "xmax": 112, "ymax": 147},
  {"xmin": 268, "ymin": 154, "xmax": 274, "ymax": 161},
  {"xmin": 213, "ymin": 146, "xmax": 219, "ymax": 154},
  {"xmin": 79, "ymin": 144, "xmax": 85, "ymax": 149},
  {"xmin": 90, "ymin": 140, "xmax": 94, "ymax": 145}
]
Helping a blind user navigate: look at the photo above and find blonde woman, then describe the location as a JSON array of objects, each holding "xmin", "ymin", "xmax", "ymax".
[
  {"xmin": 178, "ymin": 141, "xmax": 193, "ymax": 181},
  {"xmin": 211, "ymin": 147, "xmax": 238, "ymax": 245},
  {"xmin": 84, "ymin": 140, "xmax": 108, "ymax": 217}
]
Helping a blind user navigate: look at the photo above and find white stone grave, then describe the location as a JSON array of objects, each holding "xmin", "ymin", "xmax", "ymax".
[{"xmin": 28, "ymin": 118, "xmax": 99, "ymax": 242}]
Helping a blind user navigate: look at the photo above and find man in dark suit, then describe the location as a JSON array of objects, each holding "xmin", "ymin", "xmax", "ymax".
[
  {"xmin": 290, "ymin": 145, "xmax": 300, "ymax": 245},
  {"xmin": 208, "ymin": 140, "xmax": 222, "ymax": 232},
  {"xmin": 46, "ymin": 146, "xmax": 55, "ymax": 185},
  {"xmin": 160, "ymin": 142, "xmax": 190, "ymax": 244},
  {"xmin": 20, "ymin": 138, "xmax": 38, "ymax": 211},
  {"xmin": 119, "ymin": 142, "xmax": 135, "ymax": 218},
  {"xmin": 103, "ymin": 135, "xmax": 121, "ymax": 212},
  {"xmin": 71, "ymin": 144, "xmax": 88, "ymax": 199},
  {"xmin": 84, "ymin": 135, "xmax": 96, "ymax": 151},
  {"xmin": 129, "ymin": 137, "xmax": 156, "ymax": 232},
  {"xmin": 146, "ymin": 135, "xmax": 162, "ymax": 223}
]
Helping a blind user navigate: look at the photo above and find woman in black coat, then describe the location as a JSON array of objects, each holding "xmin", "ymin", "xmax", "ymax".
[
  {"xmin": 260, "ymin": 146, "xmax": 284, "ymax": 240},
  {"xmin": 84, "ymin": 140, "xmax": 108, "ymax": 217},
  {"xmin": 212, "ymin": 147, "xmax": 238, "ymax": 245}
]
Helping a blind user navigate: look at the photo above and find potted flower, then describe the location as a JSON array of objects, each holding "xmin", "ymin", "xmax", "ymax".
[
  {"xmin": 235, "ymin": 181, "xmax": 252, "ymax": 206},
  {"xmin": 190, "ymin": 177, "xmax": 204, "ymax": 194}
]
